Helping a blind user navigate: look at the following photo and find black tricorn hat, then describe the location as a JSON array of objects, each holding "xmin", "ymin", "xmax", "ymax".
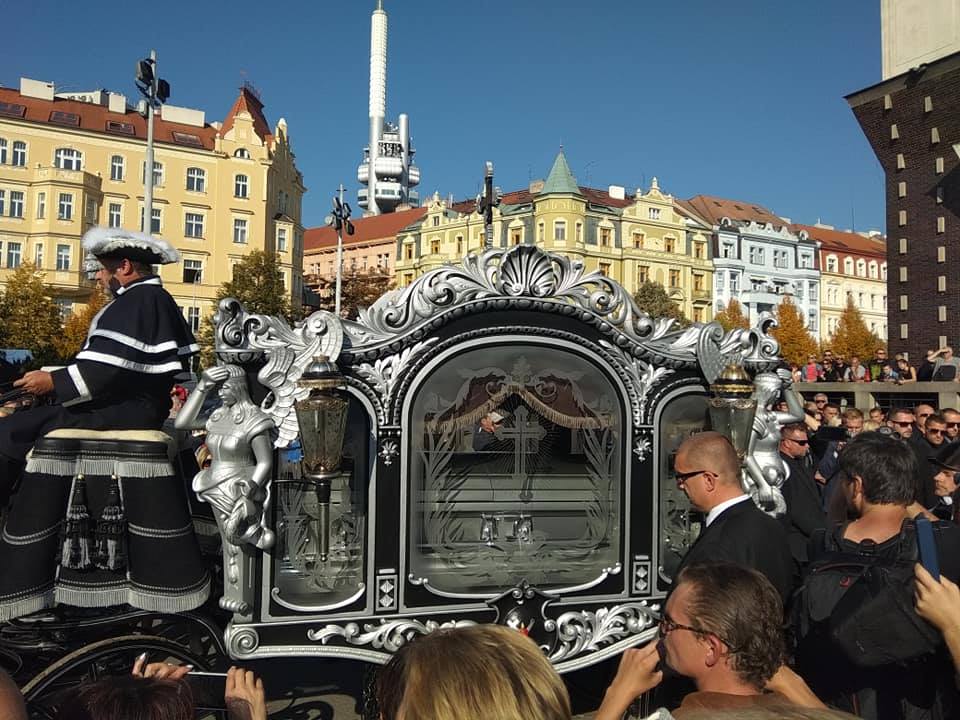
[{"xmin": 929, "ymin": 440, "xmax": 960, "ymax": 473}]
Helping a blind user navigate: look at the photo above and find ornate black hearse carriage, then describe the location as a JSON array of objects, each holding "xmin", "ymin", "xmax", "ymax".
[{"xmin": 1, "ymin": 245, "xmax": 783, "ymax": 713}]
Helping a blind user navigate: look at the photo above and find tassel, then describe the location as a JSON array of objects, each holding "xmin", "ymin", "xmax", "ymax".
[
  {"xmin": 61, "ymin": 474, "xmax": 93, "ymax": 570},
  {"xmin": 95, "ymin": 474, "xmax": 127, "ymax": 571}
]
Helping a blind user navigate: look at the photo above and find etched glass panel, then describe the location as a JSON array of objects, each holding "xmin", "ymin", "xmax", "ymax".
[
  {"xmin": 657, "ymin": 393, "xmax": 709, "ymax": 582},
  {"xmin": 408, "ymin": 344, "xmax": 623, "ymax": 594},
  {"xmin": 272, "ymin": 399, "xmax": 369, "ymax": 608}
]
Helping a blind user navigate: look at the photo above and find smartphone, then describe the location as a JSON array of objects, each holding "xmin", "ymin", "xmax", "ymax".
[
  {"xmin": 917, "ymin": 517, "xmax": 941, "ymax": 581},
  {"xmin": 187, "ymin": 671, "xmax": 228, "ymax": 709}
]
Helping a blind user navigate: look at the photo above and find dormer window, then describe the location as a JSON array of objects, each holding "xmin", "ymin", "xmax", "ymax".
[{"xmin": 234, "ymin": 148, "xmax": 251, "ymax": 159}]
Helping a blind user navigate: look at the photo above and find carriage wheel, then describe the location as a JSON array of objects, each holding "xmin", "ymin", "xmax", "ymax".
[{"xmin": 20, "ymin": 634, "xmax": 218, "ymax": 720}]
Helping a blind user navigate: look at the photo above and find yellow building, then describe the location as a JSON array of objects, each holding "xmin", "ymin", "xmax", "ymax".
[
  {"xmin": 0, "ymin": 77, "xmax": 305, "ymax": 328},
  {"xmin": 393, "ymin": 150, "xmax": 713, "ymax": 322}
]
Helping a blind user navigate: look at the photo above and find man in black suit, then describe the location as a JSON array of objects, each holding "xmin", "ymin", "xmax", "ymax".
[
  {"xmin": 779, "ymin": 423, "xmax": 827, "ymax": 566},
  {"xmin": 673, "ymin": 431, "xmax": 796, "ymax": 602}
]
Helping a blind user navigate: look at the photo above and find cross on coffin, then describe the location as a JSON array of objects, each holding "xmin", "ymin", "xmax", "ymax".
[{"xmin": 493, "ymin": 405, "xmax": 547, "ymax": 502}]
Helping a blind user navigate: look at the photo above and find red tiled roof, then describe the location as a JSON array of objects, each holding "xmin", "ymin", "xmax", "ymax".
[
  {"xmin": 684, "ymin": 194, "xmax": 786, "ymax": 229},
  {"xmin": 790, "ymin": 223, "xmax": 886, "ymax": 257},
  {"xmin": 0, "ymin": 85, "xmax": 218, "ymax": 150},
  {"xmin": 220, "ymin": 86, "xmax": 272, "ymax": 143},
  {"xmin": 304, "ymin": 206, "xmax": 428, "ymax": 252}
]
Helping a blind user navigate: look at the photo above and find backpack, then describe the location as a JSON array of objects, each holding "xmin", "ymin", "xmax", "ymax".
[{"xmin": 794, "ymin": 518, "xmax": 943, "ymax": 668}]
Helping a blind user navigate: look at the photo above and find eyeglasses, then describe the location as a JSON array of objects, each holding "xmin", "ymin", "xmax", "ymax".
[
  {"xmin": 675, "ymin": 469, "xmax": 709, "ymax": 483},
  {"xmin": 659, "ymin": 612, "xmax": 706, "ymax": 638}
]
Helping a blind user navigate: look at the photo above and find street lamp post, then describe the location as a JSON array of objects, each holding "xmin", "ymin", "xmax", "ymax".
[
  {"xmin": 135, "ymin": 50, "xmax": 170, "ymax": 233},
  {"xmin": 475, "ymin": 162, "xmax": 501, "ymax": 250},
  {"xmin": 326, "ymin": 185, "xmax": 355, "ymax": 317}
]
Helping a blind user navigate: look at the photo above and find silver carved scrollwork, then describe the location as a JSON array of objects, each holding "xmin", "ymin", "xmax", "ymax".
[
  {"xmin": 599, "ymin": 339, "xmax": 673, "ymax": 427},
  {"xmin": 378, "ymin": 439, "xmax": 398, "ymax": 465},
  {"xmin": 355, "ymin": 338, "xmax": 439, "ymax": 423},
  {"xmin": 547, "ymin": 602, "xmax": 660, "ymax": 663},
  {"xmin": 226, "ymin": 625, "xmax": 261, "ymax": 656},
  {"xmin": 307, "ymin": 618, "xmax": 477, "ymax": 653},
  {"xmin": 633, "ymin": 434, "xmax": 652, "ymax": 461}
]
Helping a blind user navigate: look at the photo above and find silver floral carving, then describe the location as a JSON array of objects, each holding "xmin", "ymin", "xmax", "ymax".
[
  {"xmin": 599, "ymin": 339, "xmax": 673, "ymax": 427},
  {"xmin": 307, "ymin": 618, "xmax": 477, "ymax": 652},
  {"xmin": 547, "ymin": 602, "xmax": 660, "ymax": 663},
  {"xmin": 633, "ymin": 435, "xmax": 652, "ymax": 461},
  {"xmin": 378, "ymin": 439, "xmax": 399, "ymax": 465}
]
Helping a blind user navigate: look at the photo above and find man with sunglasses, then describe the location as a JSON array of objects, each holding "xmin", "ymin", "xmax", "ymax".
[
  {"xmin": 942, "ymin": 408, "xmax": 960, "ymax": 441},
  {"xmin": 596, "ymin": 563, "xmax": 798, "ymax": 719},
  {"xmin": 671, "ymin": 432, "xmax": 795, "ymax": 603},
  {"xmin": 779, "ymin": 424, "xmax": 827, "ymax": 566},
  {"xmin": 887, "ymin": 407, "xmax": 916, "ymax": 440}
]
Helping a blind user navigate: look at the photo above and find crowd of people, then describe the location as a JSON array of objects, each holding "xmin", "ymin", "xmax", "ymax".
[{"xmin": 791, "ymin": 347, "xmax": 960, "ymax": 384}]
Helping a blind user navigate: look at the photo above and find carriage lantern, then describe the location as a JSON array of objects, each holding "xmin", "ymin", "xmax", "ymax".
[
  {"xmin": 708, "ymin": 363, "xmax": 757, "ymax": 458},
  {"xmin": 294, "ymin": 354, "xmax": 350, "ymax": 562}
]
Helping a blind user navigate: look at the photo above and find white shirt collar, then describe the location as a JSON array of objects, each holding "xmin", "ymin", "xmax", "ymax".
[{"xmin": 705, "ymin": 494, "xmax": 751, "ymax": 527}]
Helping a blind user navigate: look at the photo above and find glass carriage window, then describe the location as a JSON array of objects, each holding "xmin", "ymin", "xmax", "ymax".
[
  {"xmin": 657, "ymin": 393, "xmax": 709, "ymax": 582},
  {"xmin": 408, "ymin": 344, "xmax": 624, "ymax": 594}
]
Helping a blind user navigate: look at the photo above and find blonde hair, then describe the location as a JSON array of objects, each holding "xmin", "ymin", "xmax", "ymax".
[
  {"xmin": 376, "ymin": 625, "xmax": 571, "ymax": 720},
  {"xmin": 862, "ymin": 419, "xmax": 880, "ymax": 432}
]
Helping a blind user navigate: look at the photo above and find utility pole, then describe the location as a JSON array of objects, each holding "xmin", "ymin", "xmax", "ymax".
[
  {"xmin": 327, "ymin": 185, "xmax": 355, "ymax": 317},
  {"xmin": 135, "ymin": 50, "xmax": 170, "ymax": 234}
]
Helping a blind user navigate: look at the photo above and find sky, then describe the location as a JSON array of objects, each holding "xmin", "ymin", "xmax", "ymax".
[{"xmin": 2, "ymin": 0, "xmax": 885, "ymax": 233}]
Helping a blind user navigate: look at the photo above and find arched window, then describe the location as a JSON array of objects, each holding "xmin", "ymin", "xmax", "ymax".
[
  {"xmin": 11, "ymin": 141, "xmax": 26, "ymax": 166},
  {"xmin": 54, "ymin": 147, "xmax": 82, "ymax": 171},
  {"xmin": 856, "ymin": 259, "xmax": 866, "ymax": 277},
  {"xmin": 880, "ymin": 263, "xmax": 887, "ymax": 281},
  {"xmin": 843, "ymin": 257, "xmax": 853, "ymax": 275},
  {"xmin": 234, "ymin": 148, "xmax": 250, "ymax": 159},
  {"xmin": 868, "ymin": 260, "xmax": 878, "ymax": 278},
  {"xmin": 826, "ymin": 255, "xmax": 838, "ymax": 272}
]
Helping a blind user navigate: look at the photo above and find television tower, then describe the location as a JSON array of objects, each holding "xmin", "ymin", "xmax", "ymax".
[{"xmin": 357, "ymin": 1, "xmax": 421, "ymax": 215}]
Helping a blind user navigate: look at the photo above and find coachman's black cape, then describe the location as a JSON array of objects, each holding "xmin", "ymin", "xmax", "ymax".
[{"xmin": 0, "ymin": 276, "xmax": 198, "ymax": 462}]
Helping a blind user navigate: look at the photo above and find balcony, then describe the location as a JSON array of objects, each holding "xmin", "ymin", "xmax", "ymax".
[{"xmin": 32, "ymin": 166, "xmax": 103, "ymax": 194}]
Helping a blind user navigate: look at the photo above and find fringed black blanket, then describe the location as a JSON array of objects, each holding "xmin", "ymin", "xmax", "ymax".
[{"xmin": 0, "ymin": 432, "xmax": 210, "ymax": 621}]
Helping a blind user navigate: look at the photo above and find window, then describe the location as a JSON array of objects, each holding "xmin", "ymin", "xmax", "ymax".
[
  {"xmin": 0, "ymin": 191, "xmax": 4, "ymax": 215},
  {"xmin": 600, "ymin": 228, "xmax": 611, "ymax": 247},
  {"xmin": 693, "ymin": 307, "xmax": 704, "ymax": 323},
  {"xmin": 599, "ymin": 262, "xmax": 611, "ymax": 276},
  {"xmin": 664, "ymin": 237, "xmax": 675, "ymax": 253},
  {"xmin": 0, "ymin": 138, "xmax": 6, "ymax": 163},
  {"xmin": 844, "ymin": 257, "xmax": 854, "ymax": 274},
  {"xmin": 186, "ymin": 167, "xmax": 205, "ymax": 192},
  {"xmin": 749, "ymin": 246, "xmax": 764, "ymax": 264},
  {"xmin": 773, "ymin": 249, "xmax": 788, "ymax": 268},
  {"xmin": 808, "ymin": 310, "xmax": 817, "ymax": 332},
  {"xmin": 403, "ymin": 244, "xmax": 414, "ymax": 260},
  {"xmin": 938, "ymin": 247, "xmax": 946, "ymax": 263},
  {"xmin": 936, "ymin": 157, "xmax": 945, "ymax": 174},
  {"xmin": 856, "ymin": 259, "xmax": 866, "ymax": 276},
  {"xmin": 730, "ymin": 275, "xmax": 739, "ymax": 293},
  {"xmin": 899, "ymin": 267, "xmax": 908, "ymax": 282},
  {"xmin": 58, "ymin": 193, "xmax": 73, "ymax": 220},
  {"xmin": 795, "ymin": 282, "xmax": 804, "ymax": 300},
  {"xmin": 187, "ymin": 306, "xmax": 200, "ymax": 332},
  {"xmin": 693, "ymin": 273, "xmax": 704, "ymax": 291},
  {"xmin": 233, "ymin": 218, "xmax": 248, "ymax": 244},
  {"xmin": 554, "ymin": 220, "xmax": 566, "ymax": 241},
  {"xmin": 54, "ymin": 148, "xmax": 82, "ymax": 171},
  {"xmin": 110, "ymin": 155, "xmax": 124, "ymax": 181},
  {"xmin": 9, "ymin": 191, "xmax": 23, "ymax": 218},
  {"xmin": 56, "ymin": 244, "xmax": 71, "ymax": 271},
  {"xmin": 37, "ymin": 192, "xmax": 45, "ymax": 219},
  {"xmin": 632, "ymin": 232, "xmax": 644, "ymax": 249},
  {"xmin": 808, "ymin": 282, "xmax": 818, "ymax": 301},
  {"xmin": 694, "ymin": 242, "xmax": 705, "ymax": 259},
  {"xmin": 185, "ymin": 212, "xmax": 204, "ymax": 238},
  {"xmin": 456, "ymin": 235, "xmax": 464, "ymax": 254},
  {"xmin": 669, "ymin": 269, "xmax": 681, "ymax": 288},
  {"xmin": 799, "ymin": 253, "xmax": 812, "ymax": 269},
  {"xmin": 86, "ymin": 199, "xmax": 96, "ymax": 222},
  {"xmin": 575, "ymin": 223, "xmax": 582, "ymax": 242},
  {"xmin": 183, "ymin": 259, "xmax": 202, "ymax": 284},
  {"xmin": 648, "ymin": 207, "xmax": 661, "ymax": 220},
  {"xmin": 430, "ymin": 238, "xmax": 440, "ymax": 254},
  {"xmin": 721, "ymin": 243, "xmax": 734, "ymax": 259},
  {"xmin": 637, "ymin": 265, "xmax": 650, "ymax": 283},
  {"xmin": 234, "ymin": 174, "xmax": 248, "ymax": 198},
  {"xmin": 898, "ymin": 210, "xmax": 906, "ymax": 226},
  {"xmin": 234, "ymin": 148, "xmax": 250, "ymax": 159},
  {"xmin": 141, "ymin": 161, "xmax": 163, "ymax": 187},
  {"xmin": 139, "ymin": 207, "xmax": 161, "ymax": 234},
  {"xmin": 880, "ymin": 264, "xmax": 887, "ymax": 281},
  {"xmin": 869, "ymin": 261, "xmax": 878, "ymax": 278},
  {"xmin": 34, "ymin": 244, "xmax": 43, "ymax": 267},
  {"xmin": 108, "ymin": 203, "xmax": 122, "ymax": 228},
  {"xmin": 11, "ymin": 141, "xmax": 25, "ymax": 166},
  {"xmin": 432, "ymin": 215, "xmax": 440, "ymax": 227},
  {"xmin": 538, "ymin": 223, "xmax": 544, "ymax": 242},
  {"xmin": 7, "ymin": 241, "xmax": 21, "ymax": 268},
  {"xmin": 716, "ymin": 273, "xmax": 725, "ymax": 291},
  {"xmin": 277, "ymin": 227, "xmax": 287, "ymax": 252}
]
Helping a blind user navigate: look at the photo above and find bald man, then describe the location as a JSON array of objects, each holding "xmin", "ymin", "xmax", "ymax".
[
  {"xmin": 672, "ymin": 431, "xmax": 796, "ymax": 602},
  {"xmin": 0, "ymin": 668, "xmax": 27, "ymax": 720}
]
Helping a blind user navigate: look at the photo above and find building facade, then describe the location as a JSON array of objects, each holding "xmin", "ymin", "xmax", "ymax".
[
  {"xmin": 0, "ymin": 77, "xmax": 305, "ymax": 328},
  {"xmin": 793, "ymin": 223, "xmax": 887, "ymax": 343},
  {"xmin": 682, "ymin": 195, "xmax": 821, "ymax": 334},
  {"xmin": 847, "ymin": 50, "xmax": 960, "ymax": 358},
  {"xmin": 391, "ymin": 151, "xmax": 714, "ymax": 322}
]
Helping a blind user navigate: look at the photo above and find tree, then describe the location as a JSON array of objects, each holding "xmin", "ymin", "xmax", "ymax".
[
  {"xmin": 198, "ymin": 251, "xmax": 295, "ymax": 367},
  {"xmin": 632, "ymin": 281, "xmax": 689, "ymax": 327},
  {"xmin": 0, "ymin": 262, "xmax": 64, "ymax": 365},
  {"xmin": 52, "ymin": 286, "xmax": 110, "ymax": 361},
  {"xmin": 314, "ymin": 269, "xmax": 395, "ymax": 320},
  {"xmin": 828, "ymin": 295, "xmax": 883, "ymax": 362},
  {"xmin": 771, "ymin": 296, "xmax": 818, "ymax": 367},
  {"xmin": 714, "ymin": 297, "xmax": 750, "ymax": 332}
]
